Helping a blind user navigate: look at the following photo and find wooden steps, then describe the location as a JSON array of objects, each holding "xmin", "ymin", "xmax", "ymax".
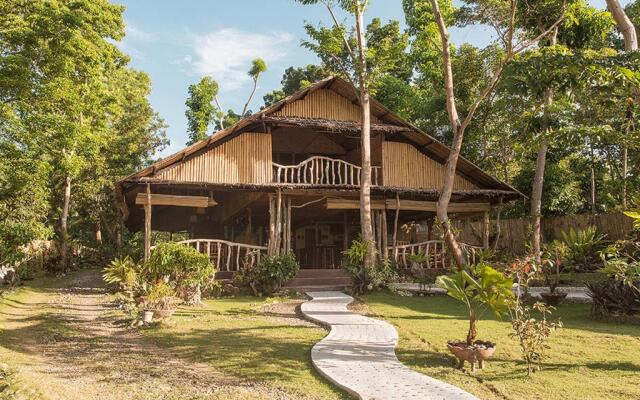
[{"xmin": 285, "ymin": 269, "xmax": 352, "ymax": 290}]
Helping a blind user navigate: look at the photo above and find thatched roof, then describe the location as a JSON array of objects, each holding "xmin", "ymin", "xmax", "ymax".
[{"xmin": 117, "ymin": 76, "xmax": 522, "ymax": 198}]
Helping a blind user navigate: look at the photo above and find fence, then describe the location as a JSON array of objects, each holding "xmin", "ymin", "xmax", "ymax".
[{"xmin": 453, "ymin": 212, "xmax": 634, "ymax": 255}]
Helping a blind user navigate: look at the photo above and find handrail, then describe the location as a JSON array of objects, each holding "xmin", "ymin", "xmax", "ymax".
[
  {"xmin": 387, "ymin": 240, "xmax": 484, "ymax": 269},
  {"xmin": 172, "ymin": 239, "xmax": 267, "ymax": 272},
  {"xmin": 273, "ymin": 156, "xmax": 381, "ymax": 186}
]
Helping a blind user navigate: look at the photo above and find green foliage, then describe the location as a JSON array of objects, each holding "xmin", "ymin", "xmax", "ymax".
[
  {"xmin": 560, "ymin": 226, "xmax": 607, "ymax": 269},
  {"xmin": 587, "ymin": 279, "xmax": 640, "ymax": 318},
  {"xmin": 509, "ymin": 301, "xmax": 562, "ymax": 376},
  {"xmin": 342, "ymin": 238, "xmax": 396, "ymax": 294},
  {"xmin": 145, "ymin": 281, "xmax": 178, "ymax": 311},
  {"xmin": 146, "ymin": 242, "xmax": 215, "ymax": 288},
  {"xmin": 248, "ymin": 58, "xmax": 267, "ymax": 79},
  {"xmin": 185, "ymin": 76, "xmax": 220, "ymax": 145},
  {"xmin": 437, "ymin": 263, "xmax": 513, "ymax": 344},
  {"xmin": 238, "ymin": 252, "xmax": 299, "ymax": 296},
  {"xmin": 102, "ymin": 256, "xmax": 139, "ymax": 291}
]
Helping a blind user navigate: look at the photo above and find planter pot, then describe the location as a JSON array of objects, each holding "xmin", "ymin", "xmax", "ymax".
[
  {"xmin": 151, "ymin": 309, "xmax": 175, "ymax": 319},
  {"xmin": 447, "ymin": 340, "xmax": 496, "ymax": 372},
  {"xmin": 540, "ymin": 292, "xmax": 567, "ymax": 306},
  {"xmin": 141, "ymin": 310, "xmax": 154, "ymax": 323}
]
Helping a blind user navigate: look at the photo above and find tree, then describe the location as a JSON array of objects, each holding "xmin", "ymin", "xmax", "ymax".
[
  {"xmin": 296, "ymin": 0, "xmax": 380, "ymax": 269},
  {"xmin": 422, "ymin": 0, "xmax": 566, "ymax": 267},
  {"xmin": 185, "ymin": 77, "xmax": 220, "ymax": 145},
  {"xmin": 242, "ymin": 58, "xmax": 267, "ymax": 116},
  {"xmin": 263, "ymin": 65, "xmax": 329, "ymax": 106}
]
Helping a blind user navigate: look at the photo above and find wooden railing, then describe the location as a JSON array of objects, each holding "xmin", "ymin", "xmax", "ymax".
[
  {"xmin": 273, "ymin": 156, "xmax": 381, "ymax": 186},
  {"xmin": 387, "ymin": 240, "xmax": 485, "ymax": 269},
  {"xmin": 388, "ymin": 240, "xmax": 447, "ymax": 269},
  {"xmin": 177, "ymin": 239, "xmax": 267, "ymax": 272},
  {"xmin": 459, "ymin": 242, "xmax": 485, "ymax": 266}
]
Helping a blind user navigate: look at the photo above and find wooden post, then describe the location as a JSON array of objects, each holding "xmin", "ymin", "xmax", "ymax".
[
  {"xmin": 483, "ymin": 211, "xmax": 490, "ymax": 249},
  {"xmin": 268, "ymin": 194, "xmax": 275, "ymax": 255},
  {"xmin": 287, "ymin": 198, "xmax": 292, "ymax": 253},
  {"xmin": 275, "ymin": 189, "xmax": 282, "ymax": 255},
  {"xmin": 381, "ymin": 209, "xmax": 388, "ymax": 259},
  {"xmin": 343, "ymin": 211, "xmax": 349, "ymax": 251},
  {"xmin": 144, "ymin": 183, "xmax": 152, "ymax": 262},
  {"xmin": 392, "ymin": 194, "xmax": 400, "ymax": 253}
]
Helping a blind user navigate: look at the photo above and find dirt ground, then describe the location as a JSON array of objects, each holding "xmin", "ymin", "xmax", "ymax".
[{"xmin": 0, "ymin": 269, "xmax": 313, "ymax": 400}]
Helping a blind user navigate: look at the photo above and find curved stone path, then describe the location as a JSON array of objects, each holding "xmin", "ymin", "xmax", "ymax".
[{"xmin": 301, "ymin": 291, "xmax": 478, "ymax": 400}]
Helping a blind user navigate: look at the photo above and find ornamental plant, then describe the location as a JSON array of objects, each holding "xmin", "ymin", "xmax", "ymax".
[
  {"xmin": 342, "ymin": 238, "xmax": 395, "ymax": 294},
  {"xmin": 437, "ymin": 263, "xmax": 513, "ymax": 345},
  {"xmin": 239, "ymin": 252, "xmax": 299, "ymax": 296}
]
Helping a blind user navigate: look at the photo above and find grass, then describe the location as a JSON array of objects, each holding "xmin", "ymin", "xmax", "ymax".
[
  {"xmin": 0, "ymin": 272, "xmax": 349, "ymax": 400},
  {"xmin": 361, "ymin": 292, "xmax": 640, "ymax": 400},
  {"xmin": 139, "ymin": 297, "xmax": 348, "ymax": 399}
]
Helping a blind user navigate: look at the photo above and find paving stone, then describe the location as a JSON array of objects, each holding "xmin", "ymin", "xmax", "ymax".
[{"xmin": 301, "ymin": 291, "xmax": 479, "ymax": 400}]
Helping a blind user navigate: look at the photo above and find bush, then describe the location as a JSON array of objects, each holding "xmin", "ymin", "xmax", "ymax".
[
  {"xmin": 238, "ymin": 252, "xmax": 299, "ymax": 296},
  {"xmin": 560, "ymin": 226, "xmax": 607, "ymax": 270},
  {"xmin": 145, "ymin": 281, "xmax": 178, "ymax": 311},
  {"xmin": 146, "ymin": 242, "xmax": 215, "ymax": 304},
  {"xmin": 587, "ymin": 280, "xmax": 640, "ymax": 318},
  {"xmin": 342, "ymin": 238, "xmax": 396, "ymax": 294},
  {"xmin": 103, "ymin": 256, "xmax": 139, "ymax": 291}
]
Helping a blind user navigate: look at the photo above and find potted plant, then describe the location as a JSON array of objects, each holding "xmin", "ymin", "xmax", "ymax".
[
  {"xmin": 145, "ymin": 282, "xmax": 178, "ymax": 320},
  {"xmin": 437, "ymin": 263, "xmax": 513, "ymax": 372},
  {"xmin": 539, "ymin": 241, "xmax": 569, "ymax": 305}
]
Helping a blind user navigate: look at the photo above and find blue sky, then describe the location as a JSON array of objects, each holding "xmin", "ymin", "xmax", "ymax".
[{"xmin": 115, "ymin": 0, "xmax": 626, "ymax": 157}]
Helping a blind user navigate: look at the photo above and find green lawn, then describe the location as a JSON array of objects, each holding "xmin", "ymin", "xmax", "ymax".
[
  {"xmin": 140, "ymin": 297, "xmax": 348, "ymax": 399},
  {"xmin": 361, "ymin": 292, "xmax": 640, "ymax": 400}
]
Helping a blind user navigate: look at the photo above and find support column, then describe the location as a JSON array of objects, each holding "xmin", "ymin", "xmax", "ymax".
[
  {"xmin": 144, "ymin": 183, "xmax": 152, "ymax": 262},
  {"xmin": 482, "ymin": 211, "xmax": 490, "ymax": 249}
]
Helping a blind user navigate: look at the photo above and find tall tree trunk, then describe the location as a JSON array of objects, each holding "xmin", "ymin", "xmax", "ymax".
[
  {"xmin": 431, "ymin": 0, "xmax": 467, "ymax": 267},
  {"xmin": 59, "ymin": 175, "xmax": 71, "ymax": 271},
  {"xmin": 355, "ymin": 4, "xmax": 375, "ymax": 269},
  {"xmin": 606, "ymin": 0, "xmax": 638, "ymax": 51},
  {"xmin": 531, "ymin": 31, "xmax": 557, "ymax": 265},
  {"xmin": 606, "ymin": 0, "xmax": 637, "ymax": 209}
]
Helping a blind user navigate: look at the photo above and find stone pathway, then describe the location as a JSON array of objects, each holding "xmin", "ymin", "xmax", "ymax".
[{"xmin": 301, "ymin": 291, "xmax": 478, "ymax": 400}]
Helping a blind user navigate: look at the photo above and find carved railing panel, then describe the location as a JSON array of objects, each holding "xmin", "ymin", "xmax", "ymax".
[
  {"xmin": 176, "ymin": 239, "xmax": 267, "ymax": 272},
  {"xmin": 273, "ymin": 156, "xmax": 381, "ymax": 186},
  {"xmin": 387, "ymin": 240, "xmax": 486, "ymax": 269}
]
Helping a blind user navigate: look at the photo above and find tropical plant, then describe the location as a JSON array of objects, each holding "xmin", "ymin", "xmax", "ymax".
[
  {"xmin": 238, "ymin": 251, "xmax": 299, "ymax": 296},
  {"xmin": 145, "ymin": 242, "xmax": 215, "ymax": 304},
  {"xmin": 560, "ymin": 226, "xmax": 607, "ymax": 269},
  {"xmin": 342, "ymin": 238, "xmax": 396, "ymax": 294},
  {"xmin": 437, "ymin": 263, "xmax": 514, "ymax": 345},
  {"xmin": 586, "ymin": 279, "xmax": 640, "ymax": 318},
  {"xmin": 102, "ymin": 256, "xmax": 139, "ymax": 291},
  {"xmin": 145, "ymin": 282, "xmax": 178, "ymax": 312},
  {"xmin": 509, "ymin": 301, "xmax": 562, "ymax": 376},
  {"xmin": 540, "ymin": 241, "xmax": 570, "ymax": 294}
]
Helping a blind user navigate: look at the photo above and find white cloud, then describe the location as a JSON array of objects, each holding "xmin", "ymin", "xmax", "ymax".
[
  {"xmin": 126, "ymin": 23, "xmax": 153, "ymax": 41},
  {"xmin": 188, "ymin": 28, "xmax": 294, "ymax": 90}
]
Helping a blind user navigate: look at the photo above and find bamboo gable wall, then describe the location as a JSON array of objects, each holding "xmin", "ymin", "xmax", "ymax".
[
  {"xmin": 382, "ymin": 141, "xmax": 477, "ymax": 190},
  {"xmin": 155, "ymin": 132, "xmax": 272, "ymax": 184},
  {"xmin": 274, "ymin": 89, "xmax": 381, "ymax": 123}
]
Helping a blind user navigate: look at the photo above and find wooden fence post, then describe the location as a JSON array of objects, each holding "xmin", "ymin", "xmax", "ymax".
[{"xmin": 144, "ymin": 183, "xmax": 152, "ymax": 262}]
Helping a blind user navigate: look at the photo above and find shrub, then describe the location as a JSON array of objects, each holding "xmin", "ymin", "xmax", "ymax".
[
  {"xmin": 560, "ymin": 226, "xmax": 606, "ymax": 270},
  {"xmin": 239, "ymin": 252, "xmax": 299, "ymax": 296},
  {"xmin": 103, "ymin": 256, "xmax": 139, "ymax": 291},
  {"xmin": 145, "ymin": 282, "xmax": 178, "ymax": 311},
  {"xmin": 145, "ymin": 242, "xmax": 215, "ymax": 305},
  {"xmin": 437, "ymin": 263, "xmax": 513, "ymax": 345},
  {"xmin": 586, "ymin": 280, "xmax": 640, "ymax": 318},
  {"xmin": 342, "ymin": 238, "xmax": 396, "ymax": 294},
  {"xmin": 509, "ymin": 301, "xmax": 562, "ymax": 376}
]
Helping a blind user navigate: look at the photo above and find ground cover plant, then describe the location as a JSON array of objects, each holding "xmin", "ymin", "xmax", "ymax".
[{"xmin": 360, "ymin": 292, "xmax": 640, "ymax": 400}]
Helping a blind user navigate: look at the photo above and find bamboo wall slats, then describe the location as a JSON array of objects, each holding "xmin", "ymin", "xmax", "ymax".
[
  {"xmin": 155, "ymin": 133, "xmax": 272, "ymax": 184},
  {"xmin": 382, "ymin": 141, "xmax": 477, "ymax": 190},
  {"xmin": 274, "ymin": 89, "xmax": 381, "ymax": 123}
]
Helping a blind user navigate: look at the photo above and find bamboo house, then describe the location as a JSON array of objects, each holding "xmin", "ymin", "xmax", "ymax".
[{"xmin": 115, "ymin": 77, "xmax": 522, "ymax": 288}]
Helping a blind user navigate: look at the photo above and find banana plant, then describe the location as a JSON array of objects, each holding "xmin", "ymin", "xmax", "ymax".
[{"xmin": 437, "ymin": 263, "xmax": 513, "ymax": 345}]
